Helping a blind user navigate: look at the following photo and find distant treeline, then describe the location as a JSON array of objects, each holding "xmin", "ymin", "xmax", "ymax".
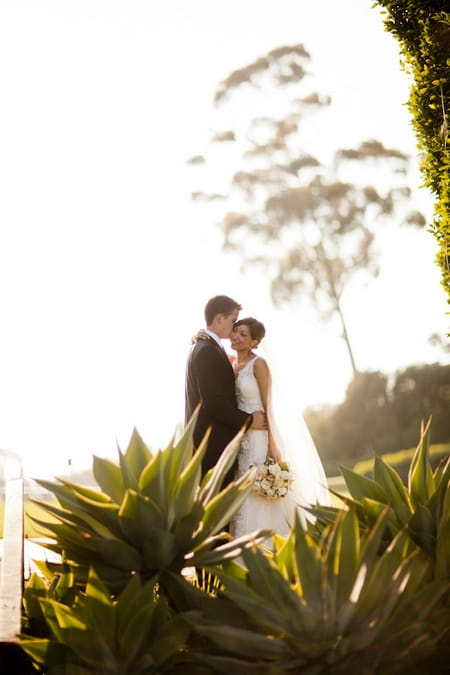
[{"xmin": 304, "ymin": 363, "xmax": 450, "ymax": 476}]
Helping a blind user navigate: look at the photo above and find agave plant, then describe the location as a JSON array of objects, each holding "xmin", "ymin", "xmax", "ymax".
[
  {"xmin": 29, "ymin": 414, "xmax": 271, "ymax": 592},
  {"xmin": 21, "ymin": 564, "xmax": 77, "ymax": 641},
  {"xmin": 169, "ymin": 509, "xmax": 449, "ymax": 674},
  {"xmin": 20, "ymin": 567, "xmax": 201, "ymax": 674},
  {"xmin": 311, "ymin": 418, "xmax": 450, "ymax": 580}
]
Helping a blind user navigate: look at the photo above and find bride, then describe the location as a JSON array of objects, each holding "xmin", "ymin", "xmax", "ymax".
[{"xmin": 228, "ymin": 317, "xmax": 331, "ymax": 538}]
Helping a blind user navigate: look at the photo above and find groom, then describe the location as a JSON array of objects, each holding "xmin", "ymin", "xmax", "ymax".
[{"xmin": 185, "ymin": 294, "xmax": 266, "ymax": 486}]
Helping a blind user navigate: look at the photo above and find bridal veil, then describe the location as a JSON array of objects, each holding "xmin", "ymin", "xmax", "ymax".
[{"xmin": 261, "ymin": 341, "xmax": 332, "ymax": 522}]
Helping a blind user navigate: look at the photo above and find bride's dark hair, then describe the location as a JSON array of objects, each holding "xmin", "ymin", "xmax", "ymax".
[{"xmin": 234, "ymin": 317, "xmax": 266, "ymax": 343}]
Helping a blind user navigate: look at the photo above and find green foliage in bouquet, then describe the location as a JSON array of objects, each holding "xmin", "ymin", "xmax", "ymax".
[
  {"xmin": 20, "ymin": 567, "xmax": 195, "ymax": 674},
  {"xmin": 29, "ymin": 413, "xmax": 270, "ymax": 592},
  {"xmin": 311, "ymin": 419, "xmax": 450, "ymax": 579},
  {"xmin": 165, "ymin": 509, "xmax": 448, "ymax": 674}
]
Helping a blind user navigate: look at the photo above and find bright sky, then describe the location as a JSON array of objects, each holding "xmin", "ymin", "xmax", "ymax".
[{"xmin": 0, "ymin": 0, "xmax": 448, "ymax": 479}]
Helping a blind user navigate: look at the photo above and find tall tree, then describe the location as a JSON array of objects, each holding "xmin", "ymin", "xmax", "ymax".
[{"xmin": 189, "ymin": 45, "xmax": 424, "ymax": 375}]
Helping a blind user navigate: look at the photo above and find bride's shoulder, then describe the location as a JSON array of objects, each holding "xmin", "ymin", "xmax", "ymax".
[{"xmin": 253, "ymin": 355, "xmax": 269, "ymax": 373}]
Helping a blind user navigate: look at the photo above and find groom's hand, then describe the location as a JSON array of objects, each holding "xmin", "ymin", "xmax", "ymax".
[{"xmin": 250, "ymin": 411, "xmax": 267, "ymax": 430}]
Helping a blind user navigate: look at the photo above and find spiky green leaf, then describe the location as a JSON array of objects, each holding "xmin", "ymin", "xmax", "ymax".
[
  {"xmin": 407, "ymin": 504, "xmax": 437, "ymax": 556},
  {"xmin": 290, "ymin": 513, "xmax": 322, "ymax": 608},
  {"xmin": 373, "ymin": 456, "xmax": 413, "ymax": 524},
  {"xmin": 199, "ymin": 430, "xmax": 244, "ymax": 503},
  {"xmin": 435, "ymin": 517, "xmax": 450, "ymax": 580},
  {"xmin": 174, "ymin": 443, "xmax": 208, "ymax": 521},
  {"xmin": 200, "ymin": 468, "xmax": 257, "ymax": 536},
  {"xmin": 93, "ymin": 455, "xmax": 125, "ymax": 503},
  {"xmin": 340, "ymin": 465, "xmax": 389, "ymax": 504},
  {"xmin": 123, "ymin": 427, "xmax": 153, "ymax": 481},
  {"xmin": 189, "ymin": 618, "xmax": 289, "ymax": 659},
  {"xmin": 408, "ymin": 418, "xmax": 434, "ymax": 506},
  {"xmin": 326, "ymin": 509, "xmax": 360, "ymax": 611},
  {"xmin": 118, "ymin": 489, "xmax": 164, "ymax": 546},
  {"xmin": 138, "ymin": 450, "xmax": 167, "ymax": 509},
  {"xmin": 19, "ymin": 639, "xmax": 67, "ymax": 668},
  {"xmin": 142, "ymin": 529, "xmax": 177, "ymax": 569}
]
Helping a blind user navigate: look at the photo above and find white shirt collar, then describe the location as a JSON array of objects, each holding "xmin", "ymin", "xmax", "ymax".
[{"xmin": 205, "ymin": 329, "xmax": 224, "ymax": 350}]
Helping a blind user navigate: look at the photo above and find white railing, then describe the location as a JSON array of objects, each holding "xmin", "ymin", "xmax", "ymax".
[{"xmin": 0, "ymin": 477, "xmax": 24, "ymax": 644}]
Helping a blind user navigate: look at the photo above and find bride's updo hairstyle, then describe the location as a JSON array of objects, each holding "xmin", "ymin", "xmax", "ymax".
[{"xmin": 234, "ymin": 317, "xmax": 266, "ymax": 346}]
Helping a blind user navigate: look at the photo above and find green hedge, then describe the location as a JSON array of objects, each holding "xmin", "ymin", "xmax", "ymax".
[{"xmin": 373, "ymin": 1, "xmax": 450, "ymax": 304}]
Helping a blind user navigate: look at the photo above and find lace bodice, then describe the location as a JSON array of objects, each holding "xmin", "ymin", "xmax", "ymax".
[{"xmin": 235, "ymin": 357, "xmax": 263, "ymax": 413}]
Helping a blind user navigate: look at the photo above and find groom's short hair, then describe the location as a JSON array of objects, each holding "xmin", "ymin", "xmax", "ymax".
[{"xmin": 204, "ymin": 295, "xmax": 242, "ymax": 325}]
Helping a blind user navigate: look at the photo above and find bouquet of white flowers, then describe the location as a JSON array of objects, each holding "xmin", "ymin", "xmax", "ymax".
[{"xmin": 252, "ymin": 458, "xmax": 294, "ymax": 500}]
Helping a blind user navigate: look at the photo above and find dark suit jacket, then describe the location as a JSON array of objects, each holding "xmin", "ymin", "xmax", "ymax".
[{"xmin": 185, "ymin": 336, "xmax": 252, "ymax": 484}]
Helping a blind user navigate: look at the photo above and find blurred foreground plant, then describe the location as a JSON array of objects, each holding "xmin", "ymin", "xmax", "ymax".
[
  {"xmin": 29, "ymin": 413, "xmax": 270, "ymax": 593},
  {"xmin": 311, "ymin": 419, "xmax": 450, "ymax": 581},
  {"xmin": 20, "ymin": 567, "xmax": 197, "ymax": 674},
  {"xmin": 167, "ymin": 508, "xmax": 448, "ymax": 674},
  {"xmin": 19, "ymin": 417, "xmax": 450, "ymax": 673}
]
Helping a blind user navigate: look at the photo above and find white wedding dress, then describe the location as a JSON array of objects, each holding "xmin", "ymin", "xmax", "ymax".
[{"xmin": 231, "ymin": 356, "xmax": 330, "ymax": 539}]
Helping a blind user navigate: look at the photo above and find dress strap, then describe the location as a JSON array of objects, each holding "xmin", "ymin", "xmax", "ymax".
[
  {"xmin": 235, "ymin": 355, "xmax": 259, "ymax": 379},
  {"xmin": 246, "ymin": 356, "xmax": 259, "ymax": 374}
]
